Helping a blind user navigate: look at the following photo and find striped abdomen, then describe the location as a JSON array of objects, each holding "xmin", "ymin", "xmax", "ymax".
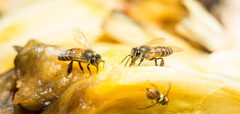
[
  {"xmin": 58, "ymin": 48, "xmax": 84, "ymax": 61},
  {"xmin": 152, "ymin": 46, "xmax": 173, "ymax": 57},
  {"xmin": 146, "ymin": 88, "xmax": 160, "ymax": 100}
]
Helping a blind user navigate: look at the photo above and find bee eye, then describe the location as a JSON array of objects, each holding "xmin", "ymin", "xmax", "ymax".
[
  {"xmin": 91, "ymin": 57, "xmax": 96, "ymax": 64},
  {"xmin": 136, "ymin": 50, "xmax": 141, "ymax": 57}
]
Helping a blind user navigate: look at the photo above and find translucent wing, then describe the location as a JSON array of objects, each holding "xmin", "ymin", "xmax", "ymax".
[
  {"xmin": 168, "ymin": 46, "xmax": 183, "ymax": 53},
  {"xmin": 45, "ymin": 47, "xmax": 66, "ymax": 56},
  {"xmin": 145, "ymin": 38, "xmax": 165, "ymax": 46},
  {"xmin": 73, "ymin": 29, "xmax": 91, "ymax": 49}
]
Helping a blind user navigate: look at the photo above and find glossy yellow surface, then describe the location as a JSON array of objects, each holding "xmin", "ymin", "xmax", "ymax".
[{"xmin": 43, "ymin": 43, "xmax": 240, "ymax": 113}]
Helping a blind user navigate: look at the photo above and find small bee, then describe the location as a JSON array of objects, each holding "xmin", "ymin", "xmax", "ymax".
[
  {"xmin": 138, "ymin": 82, "xmax": 171, "ymax": 110},
  {"xmin": 121, "ymin": 38, "xmax": 183, "ymax": 67},
  {"xmin": 58, "ymin": 29, "xmax": 105, "ymax": 76}
]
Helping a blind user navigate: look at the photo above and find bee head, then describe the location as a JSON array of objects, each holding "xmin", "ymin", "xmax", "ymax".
[
  {"xmin": 121, "ymin": 47, "xmax": 148, "ymax": 67},
  {"xmin": 90, "ymin": 54, "xmax": 105, "ymax": 68},
  {"xmin": 129, "ymin": 47, "xmax": 141, "ymax": 66},
  {"xmin": 160, "ymin": 96, "xmax": 169, "ymax": 105},
  {"xmin": 90, "ymin": 54, "xmax": 100, "ymax": 65},
  {"xmin": 131, "ymin": 48, "xmax": 141, "ymax": 58}
]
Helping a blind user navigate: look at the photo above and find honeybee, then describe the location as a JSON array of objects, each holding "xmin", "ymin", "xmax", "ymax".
[
  {"xmin": 121, "ymin": 38, "xmax": 183, "ymax": 67},
  {"xmin": 138, "ymin": 82, "xmax": 171, "ymax": 110},
  {"xmin": 58, "ymin": 29, "xmax": 105, "ymax": 76}
]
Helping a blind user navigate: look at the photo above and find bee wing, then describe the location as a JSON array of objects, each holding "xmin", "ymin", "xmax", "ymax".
[
  {"xmin": 145, "ymin": 38, "xmax": 165, "ymax": 46},
  {"xmin": 45, "ymin": 47, "xmax": 66, "ymax": 56},
  {"xmin": 73, "ymin": 29, "xmax": 91, "ymax": 49},
  {"xmin": 168, "ymin": 46, "xmax": 183, "ymax": 53},
  {"xmin": 50, "ymin": 48, "xmax": 86, "ymax": 60}
]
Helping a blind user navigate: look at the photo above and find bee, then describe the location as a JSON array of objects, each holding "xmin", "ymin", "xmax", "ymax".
[
  {"xmin": 121, "ymin": 38, "xmax": 183, "ymax": 67},
  {"xmin": 58, "ymin": 29, "xmax": 105, "ymax": 76},
  {"xmin": 138, "ymin": 82, "xmax": 171, "ymax": 110}
]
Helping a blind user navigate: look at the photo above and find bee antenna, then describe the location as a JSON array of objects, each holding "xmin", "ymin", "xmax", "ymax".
[
  {"xmin": 165, "ymin": 82, "xmax": 171, "ymax": 97},
  {"xmin": 121, "ymin": 55, "xmax": 131, "ymax": 63},
  {"xmin": 124, "ymin": 56, "xmax": 132, "ymax": 67},
  {"xmin": 137, "ymin": 102, "xmax": 158, "ymax": 110},
  {"xmin": 150, "ymin": 83, "xmax": 158, "ymax": 89}
]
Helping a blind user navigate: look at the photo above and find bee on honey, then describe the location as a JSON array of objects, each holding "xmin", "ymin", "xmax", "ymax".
[
  {"xmin": 138, "ymin": 82, "xmax": 171, "ymax": 110},
  {"xmin": 121, "ymin": 38, "xmax": 183, "ymax": 67},
  {"xmin": 58, "ymin": 29, "xmax": 105, "ymax": 76}
]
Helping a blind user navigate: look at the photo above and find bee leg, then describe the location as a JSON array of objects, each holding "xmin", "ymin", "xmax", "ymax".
[
  {"xmin": 96, "ymin": 64, "xmax": 99, "ymax": 73},
  {"xmin": 154, "ymin": 58, "xmax": 158, "ymax": 66},
  {"xmin": 78, "ymin": 62, "xmax": 84, "ymax": 74},
  {"xmin": 87, "ymin": 63, "xmax": 92, "ymax": 76},
  {"xmin": 159, "ymin": 58, "xmax": 164, "ymax": 66},
  {"xmin": 138, "ymin": 57, "xmax": 144, "ymax": 66},
  {"xmin": 155, "ymin": 58, "xmax": 164, "ymax": 66},
  {"xmin": 150, "ymin": 57, "xmax": 158, "ymax": 66},
  {"xmin": 66, "ymin": 61, "xmax": 73, "ymax": 77}
]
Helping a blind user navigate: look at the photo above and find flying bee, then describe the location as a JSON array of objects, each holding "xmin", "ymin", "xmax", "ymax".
[
  {"xmin": 138, "ymin": 82, "xmax": 171, "ymax": 110},
  {"xmin": 58, "ymin": 29, "xmax": 105, "ymax": 76},
  {"xmin": 121, "ymin": 38, "xmax": 183, "ymax": 67}
]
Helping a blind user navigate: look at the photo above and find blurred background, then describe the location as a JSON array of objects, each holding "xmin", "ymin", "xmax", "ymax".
[{"xmin": 1, "ymin": 0, "xmax": 240, "ymax": 76}]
